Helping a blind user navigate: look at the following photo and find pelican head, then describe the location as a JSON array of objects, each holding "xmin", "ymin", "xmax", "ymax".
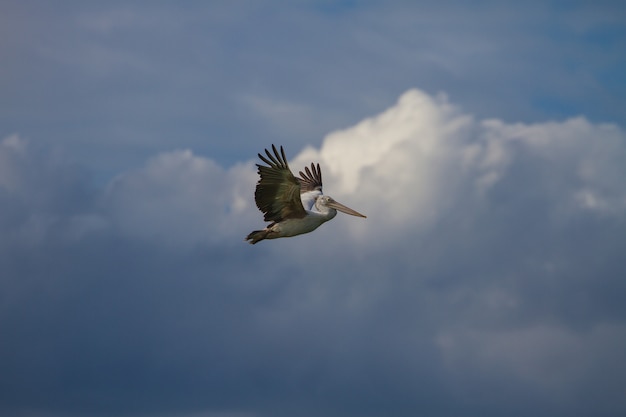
[{"xmin": 315, "ymin": 195, "xmax": 366, "ymax": 218}]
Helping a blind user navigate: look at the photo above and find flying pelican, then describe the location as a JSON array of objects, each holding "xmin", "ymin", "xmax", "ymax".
[{"xmin": 246, "ymin": 145, "xmax": 366, "ymax": 244}]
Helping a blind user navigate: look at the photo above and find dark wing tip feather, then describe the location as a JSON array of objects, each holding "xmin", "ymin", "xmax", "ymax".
[
  {"xmin": 259, "ymin": 145, "xmax": 289, "ymax": 170},
  {"xmin": 279, "ymin": 145, "xmax": 287, "ymax": 166},
  {"xmin": 257, "ymin": 153, "xmax": 272, "ymax": 166},
  {"xmin": 315, "ymin": 163, "xmax": 322, "ymax": 184}
]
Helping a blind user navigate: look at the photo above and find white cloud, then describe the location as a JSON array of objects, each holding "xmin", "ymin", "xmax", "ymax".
[
  {"xmin": 282, "ymin": 89, "xmax": 626, "ymax": 250},
  {"xmin": 9, "ymin": 87, "xmax": 622, "ymax": 249},
  {"xmin": 3, "ymin": 88, "xmax": 624, "ymax": 250}
]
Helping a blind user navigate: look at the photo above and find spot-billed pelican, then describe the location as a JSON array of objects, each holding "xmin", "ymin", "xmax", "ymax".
[{"xmin": 246, "ymin": 145, "xmax": 366, "ymax": 244}]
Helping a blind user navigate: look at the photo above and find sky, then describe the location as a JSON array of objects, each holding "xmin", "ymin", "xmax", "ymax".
[{"xmin": 1, "ymin": 1, "xmax": 625, "ymax": 416}]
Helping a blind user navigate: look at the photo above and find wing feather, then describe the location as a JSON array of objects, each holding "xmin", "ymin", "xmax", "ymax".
[
  {"xmin": 254, "ymin": 145, "xmax": 306, "ymax": 222},
  {"xmin": 298, "ymin": 162, "xmax": 323, "ymax": 211},
  {"xmin": 298, "ymin": 163, "xmax": 323, "ymax": 193}
]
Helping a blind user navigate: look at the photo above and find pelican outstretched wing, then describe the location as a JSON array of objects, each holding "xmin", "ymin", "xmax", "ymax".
[
  {"xmin": 298, "ymin": 162, "xmax": 323, "ymax": 211},
  {"xmin": 298, "ymin": 163, "xmax": 322, "ymax": 192},
  {"xmin": 255, "ymin": 145, "xmax": 306, "ymax": 222}
]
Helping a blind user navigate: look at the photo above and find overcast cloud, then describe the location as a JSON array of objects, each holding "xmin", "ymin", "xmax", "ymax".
[
  {"xmin": 2, "ymin": 1, "xmax": 625, "ymax": 175},
  {"xmin": 1, "ymin": 1, "xmax": 626, "ymax": 417},
  {"xmin": 2, "ymin": 88, "xmax": 626, "ymax": 417}
]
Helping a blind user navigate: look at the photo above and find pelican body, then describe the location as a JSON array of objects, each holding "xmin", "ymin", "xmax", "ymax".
[{"xmin": 246, "ymin": 145, "xmax": 366, "ymax": 244}]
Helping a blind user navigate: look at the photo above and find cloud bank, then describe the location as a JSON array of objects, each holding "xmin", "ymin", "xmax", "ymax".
[
  {"xmin": 1, "ymin": 89, "xmax": 625, "ymax": 417},
  {"xmin": 3, "ymin": 1, "xmax": 625, "ymax": 178}
]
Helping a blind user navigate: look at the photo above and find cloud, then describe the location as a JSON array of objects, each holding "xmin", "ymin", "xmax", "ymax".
[
  {"xmin": 3, "ymin": 1, "xmax": 625, "ymax": 181},
  {"xmin": 102, "ymin": 149, "xmax": 256, "ymax": 246},
  {"xmin": 289, "ymin": 90, "xmax": 626, "ymax": 250},
  {"xmin": 1, "ymin": 89, "xmax": 625, "ymax": 417},
  {"xmin": 0, "ymin": 134, "xmax": 97, "ymax": 246}
]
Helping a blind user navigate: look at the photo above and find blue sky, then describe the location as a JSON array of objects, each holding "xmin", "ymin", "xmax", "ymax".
[{"xmin": 1, "ymin": 1, "xmax": 626, "ymax": 417}]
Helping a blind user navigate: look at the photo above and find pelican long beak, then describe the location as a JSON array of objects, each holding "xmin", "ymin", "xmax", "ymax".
[{"xmin": 327, "ymin": 199, "xmax": 367, "ymax": 218}]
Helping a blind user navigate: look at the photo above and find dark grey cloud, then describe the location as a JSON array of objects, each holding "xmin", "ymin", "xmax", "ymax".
[
  {"xmin": 1, "ymin": 89, "xmax": 626, "ymax": 417},
  {"xmin": 1, "ymin": 1, "xmax": 625, "ymax": 179}
]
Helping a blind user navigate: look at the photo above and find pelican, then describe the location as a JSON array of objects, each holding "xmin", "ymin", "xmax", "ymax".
[{"xmin": 246, "ymin": 145, "xmax": 366, "ymax": 244}]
